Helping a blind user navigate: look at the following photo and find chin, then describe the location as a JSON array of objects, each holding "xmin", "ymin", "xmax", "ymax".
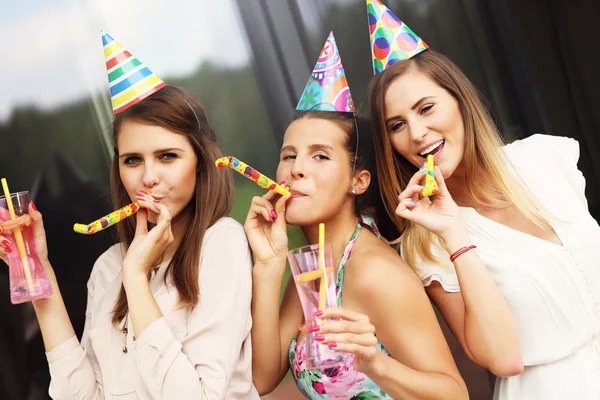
[{"xmin": 284, "ymin": 207, "xmax": 318, "ymax": 227}]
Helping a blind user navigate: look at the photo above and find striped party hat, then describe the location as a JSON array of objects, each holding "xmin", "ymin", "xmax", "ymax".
[
  {"xmin": 102, "ymin": 30, "xmax": 166, "ymax": 114},
  {"xmin": 296, "ymin": 32, "xmax": 355, "ymax": 113},
  {"xmin": 366, "ymin": 0, "xmax": 428, "ymax": 74}
]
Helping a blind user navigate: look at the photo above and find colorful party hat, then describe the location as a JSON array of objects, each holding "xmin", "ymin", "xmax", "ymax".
[
  {"xmin": 296, "ymin": 32, "xmax": 355, "ymax": 113},
  {"xmin": 366, "ymin": 0, "xmax": 429, "ymax": 74},
  {"xmin": 102, "ymin": 30, "xmax": 166, "ymax": 114}
]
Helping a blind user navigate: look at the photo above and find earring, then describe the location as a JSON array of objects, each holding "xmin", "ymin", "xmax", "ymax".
[{"xmin": 351, "ymin": 188, "xmax": 357, "ymax": 194}]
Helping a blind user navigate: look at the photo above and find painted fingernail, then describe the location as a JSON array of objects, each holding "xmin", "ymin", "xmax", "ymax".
[
  {"xmin": 278, "ymin": 181, "xmax": 285, "ymax": 185},
  {"xmin": 2, "ymin": 240, "xmax": 10, "ymax": 248},
  {"xmin": 313, "ymin": 310, "xmax": 323, "ymax": 317},
  {"xmin": 5, "ymin": 246, "xmax": 12, "ymax": 253},
  {"xmin": 31, "ymin": 201, "xmax": 37, "ymax": 212},
  {"xmin": 309, "ymin": 325, "xmax": 320, "ymax": 333},
  {"xmin": 153, "ymin": 199, "xmax": 160, "ymax": 203},
  {"xmin": 314, "ymin": 335, "xmax": 325, "ymax": 341},
  {"xmin": 270, "ymin": 209, "xmax": 278, "ymax": 220},
  {"xmin": 328, "ymin": 342, "xmax": 338, "ymax": 348}
]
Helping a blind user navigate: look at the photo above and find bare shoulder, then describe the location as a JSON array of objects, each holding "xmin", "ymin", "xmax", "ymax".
[{"xmin": 344, "ymin": 229, "xmax": 422, "ymax": 295}]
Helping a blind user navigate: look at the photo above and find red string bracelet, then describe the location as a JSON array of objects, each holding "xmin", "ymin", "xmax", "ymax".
[{"xmin": 450, "ymin": 245, "xmax": 477, "ymax": 262}]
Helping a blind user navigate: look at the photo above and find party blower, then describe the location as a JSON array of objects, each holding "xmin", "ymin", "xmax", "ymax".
[
  {"xmin": 215, "ymin": 156, "xmax": 291, "ymax": 196},
  {"xmin": 73, "ymin": 202, "xmax": 140, "ymax": 234},
  {"xmin": 421, "ymin": 154, "xmax": 440, "ymax": 197}
]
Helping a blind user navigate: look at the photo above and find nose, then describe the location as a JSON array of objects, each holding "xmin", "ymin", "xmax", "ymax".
[
  {"xmin": 408, "ymin": 118, "xmax": 429, "ymax": 143},
  {"xmin": 142, "ymin": 162, "xmax": 159, "ymax": 188},
  {"xmin": 290, "ymin": 157, "xmax": 305, "ymax": 180}
]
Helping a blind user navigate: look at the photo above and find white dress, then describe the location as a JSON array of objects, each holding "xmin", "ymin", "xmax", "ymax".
[{"xmin": 411, "ymin": 134, "xmax": 600, "ymax": 400}]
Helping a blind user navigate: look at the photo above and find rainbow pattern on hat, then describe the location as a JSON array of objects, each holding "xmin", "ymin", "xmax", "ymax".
[
  {"xmin": 296, "ymin": 32, "xmax": 355, "ymax": 113},
  {"xmin": 367, "ymin": 0, "xmax": 429, "ymax": 74},
  {"xmin": 102, "ymin": 30, "xmax": 166, "ymax": 114}
]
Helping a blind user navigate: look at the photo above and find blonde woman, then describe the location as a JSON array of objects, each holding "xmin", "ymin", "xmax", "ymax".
[{"xmin": 368, "ymin": 46, "xmax": 600, "ymax": 399}]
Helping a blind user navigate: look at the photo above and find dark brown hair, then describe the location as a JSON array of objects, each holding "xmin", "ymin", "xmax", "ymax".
[{"xmin": 110, "ymin": 86, "xmax": 234, "ymax": 325}]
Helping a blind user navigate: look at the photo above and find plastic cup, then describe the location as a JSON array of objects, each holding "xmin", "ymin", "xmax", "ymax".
[
  {"xmin": 288, "ymin": 243, "xmax": 350, "ymax": 369},
  {"xmin": 0, "ymin": 191, "xmax": 53, "ymax": 304}
]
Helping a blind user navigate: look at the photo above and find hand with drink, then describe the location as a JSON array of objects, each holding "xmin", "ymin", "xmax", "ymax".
[
  {"xmin": 310, "ymin": 307, "xmax": 381, "ymax": 374},
  {"xmin": 0, "ymin": 179, "xmax": 54, "ymax": 304}
]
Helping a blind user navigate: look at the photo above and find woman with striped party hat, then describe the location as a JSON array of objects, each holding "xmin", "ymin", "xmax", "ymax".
[
  {"xmin": 366, "ymin": 1, "xmax": 600, "ymax": 398},
  {"xmin": 245, "ymin": 31, "xmax": 467, "ymax": 399},
  {"xmin": 10, "ymin": 30, "xmax": 259, "ymax": 399}
]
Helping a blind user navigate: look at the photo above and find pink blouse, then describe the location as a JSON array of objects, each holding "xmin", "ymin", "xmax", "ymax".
[{"xmin": 46, "ymin": 217, "xmax": 259, "ymax": 399}]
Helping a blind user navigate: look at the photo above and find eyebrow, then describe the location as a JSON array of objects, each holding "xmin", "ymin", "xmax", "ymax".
[
  {"xmin": 118, "ymin": 147, "xmax": 185, "ymax": 159},
  {"xmin": 280, "ymin": 144, "xmax": 334, "ymax": 153},
  {"xmin": 385, "ymin": 96, "xmax": 437, "ymax": 124}
]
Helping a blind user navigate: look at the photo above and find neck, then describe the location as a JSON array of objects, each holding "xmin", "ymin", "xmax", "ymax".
[
  {"xmin": 301, "ymin": 206, "xmax": 359, "ymax": 269},
  {"xmin": 445, "ymin": 163, "xmax": 509, "ymax": 209}
]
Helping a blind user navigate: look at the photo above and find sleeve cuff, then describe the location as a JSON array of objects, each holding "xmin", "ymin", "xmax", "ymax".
[
  {"xmin": 421, "ymin": 273, "xmax": 461, "ymax": 292},
  {"xmin": 133, "ymin": 317, "xmax": 171, "ymax": 350},
  {"xmin": 46, "ymin": 335, "xmax": 80, "ymax": 364}
]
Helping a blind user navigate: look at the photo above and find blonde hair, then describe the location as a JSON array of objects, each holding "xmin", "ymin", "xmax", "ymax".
[{"xmin": 368, "ymin": 50, "xmax": 551, "ymax": 267}]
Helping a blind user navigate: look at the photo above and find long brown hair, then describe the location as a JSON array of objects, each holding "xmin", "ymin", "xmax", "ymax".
[
  {"xmin": 368, "ymin": 50, "xmax": 550, "ymax": 267},
  {"xmin": 110, "ymin": 86, "xmax": 234, "ymax": 325}
]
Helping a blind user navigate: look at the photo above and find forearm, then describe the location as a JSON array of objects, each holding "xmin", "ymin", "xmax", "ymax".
[
  {"xmin": 443, "ymin": 229, "xmax": 522, "ymax": 374},
  {"xmin": 123, "ymin": 272, "xmax": 162, "ymax": 338},
  {"xmin": 32, "ymin": 260, "xmax": 77, "ymax": 352},
  {"xmin": 368, "ymin": 353, "xmax": 467, "ymax": 400},
  {"xmin": 250, "ymin": 265, "xmax": 287, "ymax": 392}
]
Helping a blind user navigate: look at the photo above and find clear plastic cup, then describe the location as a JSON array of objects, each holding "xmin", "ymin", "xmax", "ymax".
[
  {"xmin": 288, "ymin": 243, "xmax": 350, "ymax": 369},
  {"xmin": 0, "ymin": 191, "xmax": 53, "ymax": 304}
]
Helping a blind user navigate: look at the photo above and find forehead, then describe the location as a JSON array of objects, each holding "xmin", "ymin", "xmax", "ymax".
[
  {"xmin": 283, "ymin": 118, "xmax": 347, "ymax": 148},
  {"xmin": 384, "ymin": 70, "xmax": 444, "ymax": 113},
  {"xmin": 117, "ymin": 120, "xmax": 190, "ymax": 151}
]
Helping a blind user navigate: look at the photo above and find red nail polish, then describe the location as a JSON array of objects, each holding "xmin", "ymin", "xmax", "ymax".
[
  {"xmin": 2, "ymin": 239, "xmax": 10, "ymax": 247},
  {"xmin": 30, "ymin": 201, "xmax": 37, "ymax": 212},
  {"xmin": 278, "ymin": 181, "xmax": 285, "ymax": 185},
  {"xmin": 314, "ymin": 335, "xmax": 325, "ymax": 341},
  {"xmin": 270, "ymin": 209, "xmax": 278, "ymax": 220},
  {"xmin": 309, "ymin": 325, "xmax": 320, "ymax": 333},
  {"xmin": 285, "ymin": 196, "xmax": 292, "ymax": 204},
  {"xmin": 328, "ymin": 342, "xmax": 337, "ymax": 348},
  {"xmin": 313, "ymin": 310, "xmax": 323, "ymax": 317},
  {"xmin": 5, "ymin": 246, "xmax": 12, "ymax": 253}
]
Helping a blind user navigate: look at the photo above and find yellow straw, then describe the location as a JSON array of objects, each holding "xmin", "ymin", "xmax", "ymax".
[
  {"xmin": 318, "ymin": 223, "xmax": 327, "ymax": 311},
  {"xmin": 1, "ymin": 179, "xmax": 34, "ymax": 292}
]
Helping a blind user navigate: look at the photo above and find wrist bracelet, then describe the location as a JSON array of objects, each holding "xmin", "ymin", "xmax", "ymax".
[{"xmin": 450, "ymin": 245, "xmax": 476, "ymax": 262}]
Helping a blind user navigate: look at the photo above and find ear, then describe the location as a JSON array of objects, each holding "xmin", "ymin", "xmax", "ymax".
[{"xmin": 351, "ymin": 169, "xmax": 371, "ymax": 195}]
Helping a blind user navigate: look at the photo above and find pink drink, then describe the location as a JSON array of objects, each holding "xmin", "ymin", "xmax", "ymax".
[
  {"xmin": 0, "ymin": 191, "xmax": 53, "ymax": 304},
  {"xmin": 288, "ymin": 243, "xmax": 349, "ymax": 369}
]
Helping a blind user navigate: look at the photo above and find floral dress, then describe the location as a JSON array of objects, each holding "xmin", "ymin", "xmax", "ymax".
[{"xmin": 288, "ymin": 216, "xmax": 393, "ymax": 399}]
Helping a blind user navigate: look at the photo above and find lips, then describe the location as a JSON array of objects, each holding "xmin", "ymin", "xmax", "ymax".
[{"xmin": 290, "ymin": 189, "xmax": 307, "ymax": 198}]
